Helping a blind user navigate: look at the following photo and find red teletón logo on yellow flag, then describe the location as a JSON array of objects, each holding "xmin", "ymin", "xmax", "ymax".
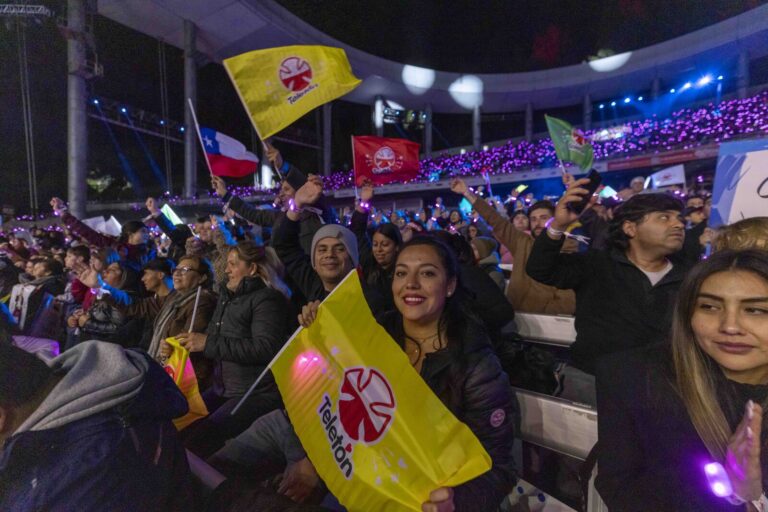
[
  {"xmin": 224, "ymin": 45, "xmax": 361, "ymax": 140},
  {"xmin": 270, "ymin": 272, "xmax": 491, "ymax": 511}
]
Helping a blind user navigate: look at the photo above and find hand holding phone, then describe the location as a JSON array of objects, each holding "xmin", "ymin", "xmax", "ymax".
[{"xmin": 568, "ymin": 169, "xmax": 602, "ymax": 215}]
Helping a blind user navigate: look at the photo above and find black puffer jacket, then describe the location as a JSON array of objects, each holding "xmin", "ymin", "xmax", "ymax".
[
  {"xmin": 205, "ymin": 277, "xmax": 294, "ymax": 399},
  {"xmin": 377, "ymin": 312, "xmax": 518, "ymax": 512}
]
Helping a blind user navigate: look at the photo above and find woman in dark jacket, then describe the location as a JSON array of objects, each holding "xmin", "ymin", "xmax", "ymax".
[
  {"xmin": 595, "ymin": 250, "xmax": 768, "ymax": 511},
  {"xmin": 349, "ymin": 184, "xmax": 402, "ymax": 311},
  {"xmin": 178, "ymin": 240, "xmax": 294, "ymax": 458},
  {"xmin": 377, "ymin": 236, "xmax": 517, "ymax": 511}
]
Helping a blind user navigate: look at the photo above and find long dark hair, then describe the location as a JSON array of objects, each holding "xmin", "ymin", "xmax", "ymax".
[
  {"xmin": 388, "ymin": 235, "xmax": 485, "ymax": 411},
  {"xmin": 672, "ymin": 249, "xmax": 768, "ymax": 461}
]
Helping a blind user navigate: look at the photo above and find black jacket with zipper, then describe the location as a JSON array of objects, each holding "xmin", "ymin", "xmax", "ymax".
[
  {"xmin": 526, "ymin": 233, "xmax": 690, "ymax": 374},
  {"xmin": 205, "ymin": 276, "xmax": 294, "ymax": 399},
  {"xmin": 377, "ymin": 312, "xmax": 518, "ymax": 512}
]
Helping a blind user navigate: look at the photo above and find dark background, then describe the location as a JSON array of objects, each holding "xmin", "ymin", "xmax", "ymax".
[{"xmin": 1, "ymin": 0, "xmax": 764, "ymax": 213}]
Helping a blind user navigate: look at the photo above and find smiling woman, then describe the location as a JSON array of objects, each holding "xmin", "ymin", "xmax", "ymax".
[
  {"xmin": 595, "ymin": 250, "xmax": 768, "ymax": 511},
  {"xmin": 376, "ymin": 236, "xmax": 517, "ymax": 511}
]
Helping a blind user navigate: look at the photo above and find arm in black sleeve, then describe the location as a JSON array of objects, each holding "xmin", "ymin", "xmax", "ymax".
[
  {"xmin": 594, "ymin": 357, "xmax": 680, "ymax": 511},
  {"xmin": 225, "ymin": 194, "xmax": 280, "ymax": 228},
  {"xmin": 452, "ymin": 353, "xmax": 517, "ymax": 511},
  {"xmin": 204, "ymin": 292, "xmax": 288, "ymax": 364},
  {"xmin": 153, "ymin": 211, "xmax": 189, "ymax": 248},
  {"xmin": 350, "ymin": 209, "xmax": 374, "ymax": 273},
  {"xmin": 525, "ymin": 232, "xmax": 590, "ymax": 290},
  {"xmin": 271, "ymin": 215, "xmax": 325, "ymax": 301}
]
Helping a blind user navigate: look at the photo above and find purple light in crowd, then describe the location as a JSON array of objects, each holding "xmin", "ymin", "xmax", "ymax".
[{"xmin": 704, "ymin": 462, "xmax": 733, "ymax": 498}]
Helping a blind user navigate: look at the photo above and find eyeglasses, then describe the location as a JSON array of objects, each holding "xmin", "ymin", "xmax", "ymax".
[{"xmin": 173, "ymin": 266, "xmax": 199, "ymax": 276}]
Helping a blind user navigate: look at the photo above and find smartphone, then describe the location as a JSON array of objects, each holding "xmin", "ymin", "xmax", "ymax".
[{"xmin": 569, "ymin": 169, "xmax": 602, "ymax": 215}]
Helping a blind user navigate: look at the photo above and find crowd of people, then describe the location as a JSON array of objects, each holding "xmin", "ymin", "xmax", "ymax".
[
  {"xmin": 316, "ymin": 90, "xmax": 768, "ymax": 190},
  {"xmin": 1, "ymin": 141, "xmax": 767, "ymax": 511}
]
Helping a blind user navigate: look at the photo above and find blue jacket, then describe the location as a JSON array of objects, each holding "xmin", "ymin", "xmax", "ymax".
[{"xmin": 0, "ymin": 350, "xmax": 194, "ymax": 511}]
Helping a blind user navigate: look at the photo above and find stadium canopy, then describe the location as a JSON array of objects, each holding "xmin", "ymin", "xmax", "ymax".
[{"xmin": 100, "ymin": 0, "xmax": 768, "ymax": 113}]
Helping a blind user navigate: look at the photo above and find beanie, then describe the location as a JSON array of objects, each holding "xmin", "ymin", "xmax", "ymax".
[{"xmin": 310, "ymin": 224, "xmax": 359, "ymax": 268}]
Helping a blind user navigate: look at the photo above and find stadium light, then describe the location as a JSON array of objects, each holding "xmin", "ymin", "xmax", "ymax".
[
  {"xmin": 638, "ymin": 96, "xmax": 644, "ymax": 101},
  {"xmin": 624, "ymin": 97, "xmax": 631, "ymax": 103},
  {"xmin": 179, "ymin": 126, "xmax": 185, "ymax": 132},
  {"xmin": 598, "ymin": 104, "xmax": 604, "ymax": 109},
  {"xmin": 697, "ymin": 75, "xmax": 712, "ymax": 87},
  {"xmin": 120, "ymin": 107, "xmax": 127, "ymax": 114},
  {"xmin": 717, "ymin": 75, "xmax": 724, "ymax": 81},
  {"xmin": 681, "ymin": 82, "xmax": 692, "ymax": 91},
  {"xmin": 159, "ymin": 120, "xmax": 165, "ymax": 125},
  {"xmin": 670, "ymin": 88, "xmax": 676, "ymax": 93},
  {"xmin": 610, "ymin": 101, "xmax": 616, "ymax": 107},
  {"xmin": 92, "ymin": 99, "xmax": 99, "ymax": 105}
]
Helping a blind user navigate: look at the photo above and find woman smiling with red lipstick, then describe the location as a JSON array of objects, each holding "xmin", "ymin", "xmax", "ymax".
[{"xmin": 377, "ymin": 236, "xmax": 517, "ymax": 512}]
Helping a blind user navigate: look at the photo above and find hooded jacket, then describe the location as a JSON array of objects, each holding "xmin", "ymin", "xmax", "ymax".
[{"xmin": 0, "ymin": 341, "xmax": 193, "ymax": 511}]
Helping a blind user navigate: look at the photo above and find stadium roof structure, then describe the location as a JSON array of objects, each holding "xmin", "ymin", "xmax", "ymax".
[{"xmin": 99, "ymin": 0, "xmax": 768, "ymax": 114}]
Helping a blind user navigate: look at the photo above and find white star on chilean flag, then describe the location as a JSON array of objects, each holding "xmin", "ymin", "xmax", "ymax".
[{"xmin": 200, "ymin": 127, "xmax": 259, "ymax": 178}]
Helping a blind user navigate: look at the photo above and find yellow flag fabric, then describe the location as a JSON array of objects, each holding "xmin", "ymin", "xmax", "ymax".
[
  {"xmin": 224, "ymin": 45, "xmax": 361, "ymax": 140},
  {"xmin": 164, "ymin": 337, "xmax": 209, "ymax": 430},
  {"xmin": 271, "ymin": 272, "xmax": 491, "ymax": 511}
]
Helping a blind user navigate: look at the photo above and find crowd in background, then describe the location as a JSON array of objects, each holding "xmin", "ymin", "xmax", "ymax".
[{"xmin": 2, "ymin": 141, "xmax": 768, "ymax": 512}]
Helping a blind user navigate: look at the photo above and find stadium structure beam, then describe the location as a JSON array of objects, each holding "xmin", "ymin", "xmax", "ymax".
[
  {"xmin": 423, "ymin": 103, "xmax": 433, "ymax": 158},
  {"xmin": 183, "ymin": 19, "xmax": 197, "ymax": 197},
  {"xmin": 322, "ymin": 103, "xmax": 331, "ymax": 176},
  {"xmin": 67, "ymin": 0, "xmax": 87, "ymax": 218},
  {"xmin": 472, "ymin": 105, "xmax": 481, "ymax": 151}
]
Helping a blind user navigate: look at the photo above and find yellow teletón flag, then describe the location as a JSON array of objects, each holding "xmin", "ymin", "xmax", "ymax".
[
  {"xmin": 271, "ymin": 271, "xmax": 491, "ymax": 511},
  {"xmin": 224, "ymin": 45, "xmax": 361, "ymax": 140}
]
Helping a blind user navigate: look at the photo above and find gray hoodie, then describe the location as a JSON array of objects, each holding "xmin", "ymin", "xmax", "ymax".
[{"xmin": 15, "ymin": 340, "xmax": 149, "ymax": 434}]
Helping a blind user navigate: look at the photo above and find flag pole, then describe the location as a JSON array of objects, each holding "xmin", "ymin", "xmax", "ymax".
[
  {"xmin": 351, "ymin": 135, "xmax": 359, "ymax": 200},
  {"xmin": 187, "ymin": 285, "xmax": 202, "ymax": 332},
  {"xmin": 186, "ymin": 98, "xmax": 214, "ymax": 177}
]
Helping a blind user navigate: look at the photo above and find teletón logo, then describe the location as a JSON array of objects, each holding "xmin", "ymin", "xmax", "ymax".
[
  {"xmin": 317, "ymin": 367, "xmax": 396, "ymax": 479},
  {"xmin": 365, "ymin": 146, "xmax": 405, "ymax": 175},
  {"xmin": 279, "ymin": 57, "xmax": 313, "ymax": 92}
]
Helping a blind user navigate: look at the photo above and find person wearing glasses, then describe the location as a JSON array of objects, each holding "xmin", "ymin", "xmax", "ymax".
[{"xmin": 75, "ymin": 256, "xmax": 217, "ymax": 378}]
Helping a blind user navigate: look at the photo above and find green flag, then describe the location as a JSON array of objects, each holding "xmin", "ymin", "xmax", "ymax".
[{"xmin": 545, "ymin": 115, "xmax": 594, "ymax": 171}]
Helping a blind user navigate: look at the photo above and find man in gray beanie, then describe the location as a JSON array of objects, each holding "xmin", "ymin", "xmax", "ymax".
[{"xmin": 272, "ymin": 176, "xmax": 385, "ymax": 310}]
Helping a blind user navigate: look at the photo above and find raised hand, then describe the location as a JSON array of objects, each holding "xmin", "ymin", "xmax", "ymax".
[
  {"xmin": 145, "ymin": 197, "xmax": 160, "ymax": 215},
  {"xmin": 50, "ymin": 197, "xmax": 66, "ymax": 215},
  {"xmin": 211, "ymin": 175, "xmax": 227, "ymax": 197},
  {"xmin": 360, "ymin": 181, "xmax": 374, "ymax": 203},
  {"xmin": 74, "ymin": 262, "xmax": 100, "ymax": 289},
  {"xmin": 725, "ymin": 400, "xmax": 763, "ymax": 501},
  {"xmin": 263, "ymin": 139, "xmax": 284, "ymax": 170},
  {"xmin": 449, "ymin": 178, "xmax": 469, "ymax": 196},
  {"xmin": 293, "ymin": 175, "xmax": 323, "ymax": 209},
  {"xmin": 550, "ymin": 177, "xmax": 594, "ymax": 233}
]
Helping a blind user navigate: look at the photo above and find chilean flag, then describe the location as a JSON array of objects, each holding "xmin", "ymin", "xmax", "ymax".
[{"xmin": 200, "ymin": 127, "xmax": 259, "ymax": 178}]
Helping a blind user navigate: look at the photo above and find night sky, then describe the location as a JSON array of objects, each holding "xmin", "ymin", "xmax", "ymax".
[{"xmin": 1, "ymin": 0, "xmax": 764, "ymax": 214}]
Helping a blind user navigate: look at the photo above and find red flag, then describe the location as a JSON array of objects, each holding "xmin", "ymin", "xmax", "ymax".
[{"xmin": 352, "ymin": 136, "xmax": 420, "ymax": 187}]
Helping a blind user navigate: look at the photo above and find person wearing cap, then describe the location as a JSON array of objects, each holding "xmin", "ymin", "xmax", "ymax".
[
  {"xmin": 271, "ymin": 175, "xmax": 387, "ymax": 322},
  {"xmin": 210, "ymin": 142, "xmax": 331, "ymax": 256},
  {"xmin": 527, "ymin": 181, "xmax": 690, "ymax": 405}
]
